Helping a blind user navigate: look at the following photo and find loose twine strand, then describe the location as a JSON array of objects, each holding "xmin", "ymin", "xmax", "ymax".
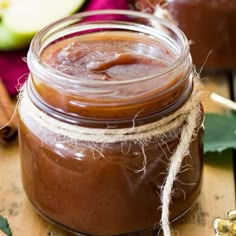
[{"xmin": 160, "ymin": 101, "xmax": 199, "ymax": 236}]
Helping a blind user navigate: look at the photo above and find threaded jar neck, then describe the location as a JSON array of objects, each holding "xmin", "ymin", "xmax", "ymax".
[{"xmin": 27, "ymin": 10, "xmax": 193, "ymax": 128}]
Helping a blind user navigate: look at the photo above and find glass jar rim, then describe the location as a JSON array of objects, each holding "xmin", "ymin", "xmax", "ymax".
[{"xmin": 27, "ymin": 9, "xmax": 191, "ymax": 88}]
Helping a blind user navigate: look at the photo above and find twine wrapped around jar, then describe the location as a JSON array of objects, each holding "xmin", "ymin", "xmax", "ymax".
[{"xmin": 19, "ymin": 74, "xmax": 203, "ymax": 236}]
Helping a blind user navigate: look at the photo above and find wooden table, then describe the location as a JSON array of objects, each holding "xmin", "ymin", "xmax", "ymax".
[{"xmin": 0, "ymin": 73, "xmax": 235, "ymax": 236}]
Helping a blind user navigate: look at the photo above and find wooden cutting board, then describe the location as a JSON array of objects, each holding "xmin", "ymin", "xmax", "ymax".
[{"xmin": 0, "ymin": 74, "xmax": 235, "ymax": 236}]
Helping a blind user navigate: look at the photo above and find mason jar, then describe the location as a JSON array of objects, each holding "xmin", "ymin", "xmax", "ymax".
[{"xmin": 18, "ymin": 10, "xmax": 204, "ymax": 236}]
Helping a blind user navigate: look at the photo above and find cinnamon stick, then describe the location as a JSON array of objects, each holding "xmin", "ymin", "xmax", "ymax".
[{"xmin": 0, "ymin": 79, "xmax": 18, "ymax": 145}]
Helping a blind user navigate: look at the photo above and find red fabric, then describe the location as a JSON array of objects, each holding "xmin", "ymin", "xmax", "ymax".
[
  {"xmin": 84, "ymin": 0, "xmax": 129, "ymax": 11},
  {"xmin": 0, "ymin": 50, "xmax": 28, "ymax": 95},
  {"xmin": 0, "ymin": 0, "xmax": 130, "ymax": 95}
]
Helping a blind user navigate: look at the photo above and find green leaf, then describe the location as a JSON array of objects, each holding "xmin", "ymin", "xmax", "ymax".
[
  {"xmin": 204, "ymin": 112, "xmax": 236, "ymax": 153},
  {"xmin": 0, "ymin": 215, "xmax": 12, "ymax": 236}
]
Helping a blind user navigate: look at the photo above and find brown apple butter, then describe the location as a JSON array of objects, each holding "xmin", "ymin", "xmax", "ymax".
[{"xmin": 18, "ymin": 10, "xmax": 203, "ymax": 236}]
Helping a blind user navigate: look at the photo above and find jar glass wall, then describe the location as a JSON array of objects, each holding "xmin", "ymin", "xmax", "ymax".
[{"xmin": 18, "ymin": 10, "xmax": 204, "ymax": 236}]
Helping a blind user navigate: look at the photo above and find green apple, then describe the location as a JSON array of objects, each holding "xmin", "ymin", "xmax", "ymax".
[
  {"xmin": 0, "ymin": 22, "xmax": 32, "ymax": 50},
  {"xmin": 0, "ymin": 0, "xmax": 86, "ymax": 50}
]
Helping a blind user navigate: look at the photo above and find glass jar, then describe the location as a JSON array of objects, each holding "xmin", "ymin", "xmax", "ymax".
[
  {"xmin": 18, "ymin": 10, "xmax": 204, "ymax": 236},
  {"xmin": 166, "ymin": 0, "xmax": 236, "ymax": 70}
]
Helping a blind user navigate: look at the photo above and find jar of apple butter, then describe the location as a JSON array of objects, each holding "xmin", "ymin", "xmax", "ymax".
[
  {"xmin": 18, "ymin": 10, "xmax": 204, "ymax": 236},
  {"xmin": 166, "ymin": 0, "xmax": 236, "ymax": 70}
]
